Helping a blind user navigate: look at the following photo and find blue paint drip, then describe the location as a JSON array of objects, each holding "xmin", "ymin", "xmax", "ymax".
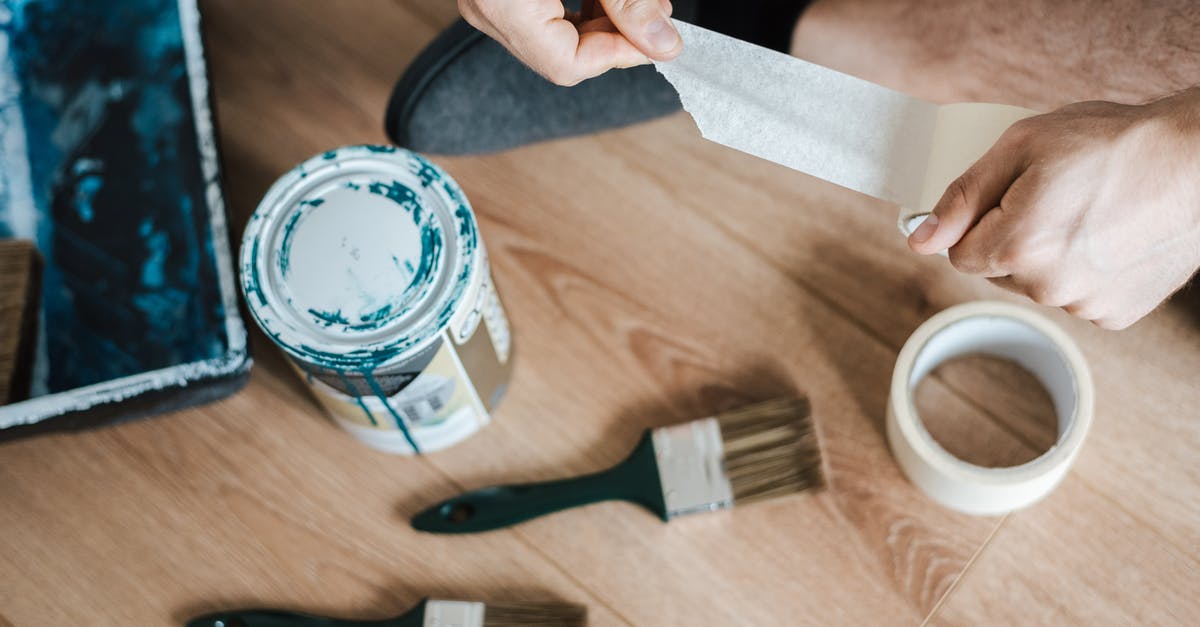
[
  {"xmin": 335, "ymin": 369, "xmax": 377, "ymax": 427},
  {"xmin": 363, "ymin": 369, "xmax": 421, "ymax": 453}
]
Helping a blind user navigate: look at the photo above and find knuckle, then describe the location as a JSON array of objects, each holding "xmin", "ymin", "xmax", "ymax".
[
  {"xmin": 996, "ymin": 239, "xmax": 1033, "ymax": 270},
  {"xmin": 1002, "ymin": 117, "xmax": 1038, "ymax": 143},
  {"xmin": 947, "ymin": 244, "xmax": 984, "ymax": 274},
  {"xmin": 945, "ymin": 176, "xmax": 973, "ymax": 211}
]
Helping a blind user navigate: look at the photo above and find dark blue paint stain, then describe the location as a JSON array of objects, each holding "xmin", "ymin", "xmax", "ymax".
[
  {"xmin": 367, "ymin": 179, "xmax": 424, "ymax": 224},
  {"xmin": 321, "ymin": 150, "xmax": 337, "ymax": 160},
  {"xmin": 308, "ymin": 308, "xmax": 350, "ymax": 326},
  {"xmin": 138, "ymin": 218, "xmax": 170, "ymax": 288},
  {"xmin": 344, "ymin": 181, "xmax": 360, "ymax": 190},
  {"xmin": 244, "ymin": 230, "xmax": 269, "ymax": 308},
  {"xmin": 277, "ymin": 206, "xmax": 305, "ymax": 276},
  {"xmin": 73, "ymin": 174, "xmax": 102, "ymax": 223},
  {"xmin": 1, "ymin": 0, "xmax": 230, "ymax": 392},
  {"xmin": 299, "ymin": 198, "xmax": 324, "ymax": 207},
  {"xmin": 361, "ymin": 144, "xmax": 397, "ymax": 154},
  {"xmin": 411, "ymin": 155, "xmax": 441, "ymax": 188},
  {"xmin": 359, "ymin": 179, "xmax": 445, "ymax": 331},
  {"xmin": 404, "ymin": 260, "xmax": 414, "ymax": 274},
  {"xmin": 358, "ymin": 303, "xmax": 392, "ymax": 325}
]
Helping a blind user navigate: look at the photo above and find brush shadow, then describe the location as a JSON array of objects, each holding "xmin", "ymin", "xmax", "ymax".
[
  {"xmin": 800, "ymin": 241, "xmax": 923, "ymax": 442},
  {"xmin": 171, "ymin": 580, "xmax": 576, "ymax": 625},
  {"xmin": 394, "ymin": 359, "xmax": 803, "ymax": 523}
]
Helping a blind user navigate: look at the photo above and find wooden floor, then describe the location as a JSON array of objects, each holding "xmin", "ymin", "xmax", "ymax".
[{"xmin": 2, "ymin": 1, "xmax": 1199, "ymax": 625}]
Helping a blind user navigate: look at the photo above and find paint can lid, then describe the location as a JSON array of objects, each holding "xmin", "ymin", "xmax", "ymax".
[{"xmin": 239, "ymin": 145, "xmax": 480, "ymax": 370}]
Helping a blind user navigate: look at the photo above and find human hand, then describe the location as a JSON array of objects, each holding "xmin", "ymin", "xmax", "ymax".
[
  {"xmin": 908, "ymin": 89, "xmax": 1200, "ymax": 329},
  {"xmin": 458, "ymin": 0, "xmax": 682, "ymax": 86}
]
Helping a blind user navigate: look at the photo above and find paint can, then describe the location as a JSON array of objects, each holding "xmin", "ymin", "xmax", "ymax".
[{"xmin": 239, "ymin": 145, "xmax": 513, "ymax": 454}]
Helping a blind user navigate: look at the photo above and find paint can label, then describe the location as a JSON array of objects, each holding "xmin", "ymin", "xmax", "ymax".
[{"xmin": 239, "ymin": 146, "xmax": 512, "ymax": 454}]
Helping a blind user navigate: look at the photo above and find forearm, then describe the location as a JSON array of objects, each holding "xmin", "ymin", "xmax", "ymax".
[{"xmin": 792, "ymin": 0, "xmax": 1200, "ymax": 110}]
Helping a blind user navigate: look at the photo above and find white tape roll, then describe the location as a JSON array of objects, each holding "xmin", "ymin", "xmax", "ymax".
[{"xmin": 887, "ymin": 301, "xmax": 1094, "ymax": 515}]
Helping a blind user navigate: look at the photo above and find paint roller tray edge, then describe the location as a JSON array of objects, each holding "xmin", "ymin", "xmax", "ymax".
[{"xmin": 0, "ymin": 0, "xmax": 250, "ymax": 440}]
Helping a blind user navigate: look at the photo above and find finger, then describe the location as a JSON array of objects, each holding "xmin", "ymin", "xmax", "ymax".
[
  {"xmin": 578, "ymin": 16, "xmax": 619, "ymax": 34},
  {"xmin": 599, "ymin": 0, "xmax": 682, "ymax": 60},
  {"xmin": 574, "ymin": 28, "xmax": 651, "ymax": 75},
  {"xmin": 519, "ymin": 18, "xmax": 647, "ymax": 85},
  {"xmin": 945, "ymin": 171, "xmax": 1039, "ymax": 276},
  {"xmin": 908, "ymin": 129, "xmax": 1028, "ymax": 256},
  {"xmin": 948, "ymin": 207, "xmax": 1012, "ymax": 276},
  {"xmin": 579, "ymin": 0, "xmax": 671, "ymax": 21}
]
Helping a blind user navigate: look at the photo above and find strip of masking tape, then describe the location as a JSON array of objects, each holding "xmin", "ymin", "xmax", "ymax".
[
  {"xmin": 653, "ymin": 21, "xmax": 1037, "ymax": 238},
  {"xmin": 888, "ymin": 301, "xmax": 1094, "ymax": 515}
]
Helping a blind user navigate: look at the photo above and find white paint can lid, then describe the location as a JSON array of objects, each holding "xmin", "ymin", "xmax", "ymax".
[{"xmin": 239, "ymin": 145, "xmax": 480, "ymax": 371}]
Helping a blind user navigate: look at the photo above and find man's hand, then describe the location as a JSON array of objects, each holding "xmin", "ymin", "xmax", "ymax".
[
  {"xmin": 458, "ymin": 0, "xmax": 682, "ymax": 87},
  {"xmin": 908, "ymin": 89, "xmax": 1200, "ymax": 329}
]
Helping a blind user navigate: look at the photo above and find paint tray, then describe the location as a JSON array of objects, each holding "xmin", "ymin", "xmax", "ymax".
[{"xmin": 0, "ymin": 0, "xmax": 249, "ymax": 439}]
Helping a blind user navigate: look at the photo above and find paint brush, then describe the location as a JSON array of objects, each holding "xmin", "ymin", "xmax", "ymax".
[
  {"xmin": 412, "ymin": 397, "xmax": 823, "ymax": 533},
  {"xmin": 0, "ymin": 240, "xmax": 42, "ymax": 405},
  {"xmin": 187, "ymin": 599, "xmax": 586, "ymax": 627}
]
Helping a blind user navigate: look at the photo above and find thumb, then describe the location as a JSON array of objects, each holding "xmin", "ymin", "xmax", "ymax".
[
  {"xmin": 599, "ymin": 0, "xmax": 682, "ymax": 60},
  {"xmin": 908, "ymin": 136, "xmax": 1027, "ymax": 255}
]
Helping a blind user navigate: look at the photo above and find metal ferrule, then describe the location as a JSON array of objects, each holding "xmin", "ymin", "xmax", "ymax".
[
  {"xmin": 423, "ymin": 600, "xmax": 485, "ymax": 627},
  {"xmin": 652, "ymin": 417, "xmax": 734, "ymax": 519}
]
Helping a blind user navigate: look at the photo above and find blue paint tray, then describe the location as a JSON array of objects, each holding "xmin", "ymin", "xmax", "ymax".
[{"xmin": 0, "ymin": 0, "xmax": 249, "ymax": 438}]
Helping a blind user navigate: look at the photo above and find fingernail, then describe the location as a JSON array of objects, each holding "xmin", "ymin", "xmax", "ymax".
[
  {"xmin": 910, "ymin": 214, "xmax": 938, "ymax": 243},
  {"xmin": 645, "ymin": 17, "xmax": 680, "ymax": 53}
]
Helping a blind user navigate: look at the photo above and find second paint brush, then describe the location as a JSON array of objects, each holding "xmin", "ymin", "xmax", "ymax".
[{"xmin": 412, "ymin": 397, "xmax": 823, "ymax": 533}]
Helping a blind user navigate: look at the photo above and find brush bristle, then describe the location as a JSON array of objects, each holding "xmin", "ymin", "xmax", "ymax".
[
  {"xmin": 482, "ymin": 602, "xmax": 587, "ymax": 627},
  {"xmin": 715, "ymin": 397, "xmax": 824, "ymax": 504}
]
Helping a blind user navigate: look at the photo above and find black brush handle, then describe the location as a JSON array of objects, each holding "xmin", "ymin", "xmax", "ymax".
[
  {"xmin": 411, "ymin": 431, "xmax": 666, "ymax": 533},
  {"xmin": 185, "ymin": 607, "xmax": 417, "ymax": 627}
]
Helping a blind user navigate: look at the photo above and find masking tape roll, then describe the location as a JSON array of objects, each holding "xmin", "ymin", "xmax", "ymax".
[{"xmin": 887, "ymin": 301, "xmax": 1094, "ymax": 515}]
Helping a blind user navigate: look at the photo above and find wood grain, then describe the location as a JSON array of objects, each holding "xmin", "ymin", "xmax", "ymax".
[{"xmin": 0, "ymin": 1, "xmax": 1196, "ymax": 625}]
